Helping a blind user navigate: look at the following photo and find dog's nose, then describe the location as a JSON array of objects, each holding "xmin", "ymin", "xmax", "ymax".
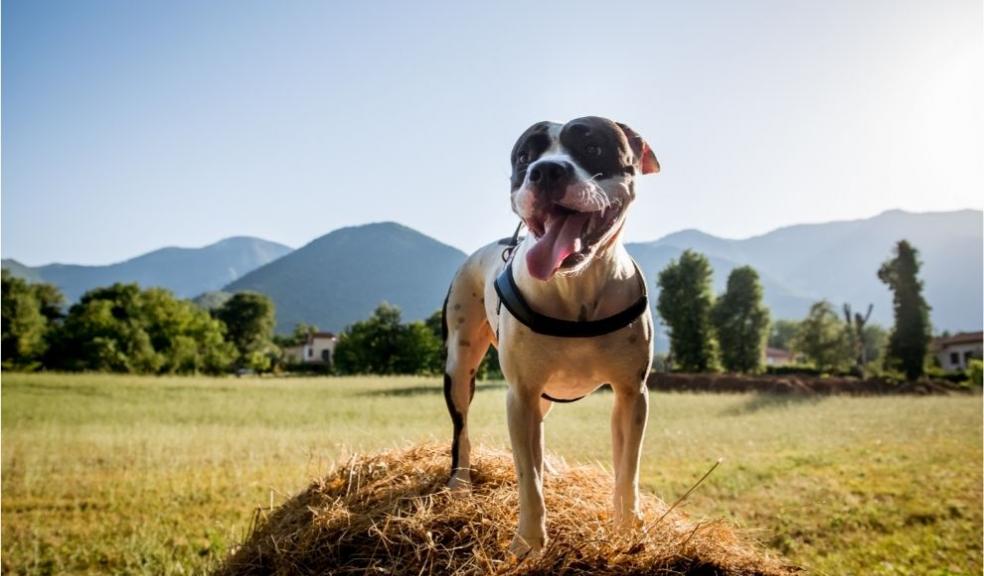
[{"xmin": 527, "ymin": 160, "xmax": 571, "ymax": 197}]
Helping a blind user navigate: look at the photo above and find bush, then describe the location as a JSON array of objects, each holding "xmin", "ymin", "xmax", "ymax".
[{"xmin": 969, "ymin": 359, "xmax": 983, "ymax": 388}]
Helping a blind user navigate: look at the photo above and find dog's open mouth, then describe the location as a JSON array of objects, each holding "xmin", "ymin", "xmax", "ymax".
[{"xmin": 524, "ymin": 204, "xmax": 620, "ymax": 281}]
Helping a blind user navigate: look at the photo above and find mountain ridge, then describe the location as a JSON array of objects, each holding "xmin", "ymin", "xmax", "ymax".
[
  {"xmin": 223, "ymin": 221, "xmax": 466, "ymax": 333},
  {"xmin": 2, "ymin": 236, "xmax": 292, "ymax": 302},
  {"xmin": 3, "ymin": 210, "xmax": 980, "ymax": 336}
]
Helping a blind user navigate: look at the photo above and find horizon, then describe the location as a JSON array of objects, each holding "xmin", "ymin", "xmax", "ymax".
[
  {"xmin": 4, "ymin": 206, "xmax": 981, "ymax": 268},
  {"xmin": 3, "ymin": 1, "xmax": 982, "ymax": 266}
]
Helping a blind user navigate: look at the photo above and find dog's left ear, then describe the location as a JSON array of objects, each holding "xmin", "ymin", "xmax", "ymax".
[{"xmin": 617, "ymin": 122, "xmax": 660, "ymax": 175}]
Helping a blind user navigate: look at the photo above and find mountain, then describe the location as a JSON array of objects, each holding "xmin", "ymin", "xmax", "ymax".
[
  {"xmin": 625, "ymin": 243, "xmax": 815, "ymax": 321},
  {"xmin": 2, "ymin": 237, "xmax": 292, "ymax": 302},
  {"xmin": 224, "ymin": 222, "xmax": 466, "ymax": 333},
  {"xmin": 6, "ymin": 209, "xmax": 978, "ymax": 341},
  {"xmin": 631, "ymin": 209, "xmax": 982, "ymax": 333}
]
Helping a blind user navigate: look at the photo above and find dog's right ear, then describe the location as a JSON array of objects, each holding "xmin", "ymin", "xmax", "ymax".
[{"xmin": 616, "ymin": 122, "xmax": 660, "ymax": 175}]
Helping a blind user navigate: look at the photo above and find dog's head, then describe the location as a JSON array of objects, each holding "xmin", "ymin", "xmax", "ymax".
[{"xmin": 510, "ymin": 116, "xmax": 659, "ymax": 281}]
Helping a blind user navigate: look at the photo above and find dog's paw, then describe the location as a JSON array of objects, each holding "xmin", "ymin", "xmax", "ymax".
[
  {"xmin": 447, "ymin": 472, "xmax": 472, "ymax": 495},
  {"xmin": 614, "ymin": 510, "xmax": 644, "ymax": 533},
  {"xmin": 508, "ymin": 533, "xmax": 545, "ymax": 558}
]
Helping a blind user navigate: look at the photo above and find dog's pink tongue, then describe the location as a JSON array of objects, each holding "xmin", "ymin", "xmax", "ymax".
[{"xmin": 526, "ymin": 211, "xmax": 590, "ymax": 281}]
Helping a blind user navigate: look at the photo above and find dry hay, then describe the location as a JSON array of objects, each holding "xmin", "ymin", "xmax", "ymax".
[{"xmin": 217, "ymin": 444, "xmax": 799, "ymax": 576}]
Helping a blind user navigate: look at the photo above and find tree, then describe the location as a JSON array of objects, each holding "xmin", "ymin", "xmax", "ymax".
[
  {"xmin": 842, "ymin": 303, "xmax": 873, "ymax": 376},
  {"xmin": 656, "ymin": 250, "xmax": 717, "ymax": 372},
  {"xmin": 215, "ymin": 292, "xmax": 276, "ymax": 371},
  {"xmin": 334, "ymin": 303, "xmax": 405, "ymax": 374},
  {"xmin": 334, "ymin": 303, "xmax": 446, "ymax": 375},
  {"xmin": 792, "ymin": 301, "xmax": 852, "ymax": 373},
  {"xmin": 711, "ymin": 266, "xmax": 770, "ymax": 373},
  {"xmin": 395, "ymin": 321, "xmax": 442, "ymax": 374},
  {"xmin": 1, "ymin": 269, "xmax": 55, "ymax": 368},
  {"xmin": 53, "ymin": 283, "xmax": 234, "ymax": 374},
  {"xmin": 768, "ymin": 319, "xmax": 800, "ymax": 350},
  {"xmin": 878, "ymin": 240, "xmax": 932, "ymax": 380},
  {"xmin": 140, "ymin": 287, "xmax": 235, "ymax": 374},
  {"xmin": 55, "ymin": 284, "xmax": 163, "ymax": 373},
  {"xmin": 862, "ymin": 324, "xmax": 889, "ymax": 369}
]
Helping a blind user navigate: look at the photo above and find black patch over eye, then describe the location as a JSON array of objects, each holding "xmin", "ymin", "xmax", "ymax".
[
  {"xmin": 560, "ymin": 117, "xmax": 633, "ymax": 178},
  {"xmin": 510, "ymin": 129, "xmax": 553, "ymax": 190}
]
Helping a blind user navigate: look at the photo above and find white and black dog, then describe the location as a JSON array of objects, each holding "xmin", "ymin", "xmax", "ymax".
[{"xmin": 442, "ymin": 116, "xmax": 660, "ymax": 555}]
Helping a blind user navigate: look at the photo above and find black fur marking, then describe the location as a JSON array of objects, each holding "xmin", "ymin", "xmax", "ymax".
[
  {"xmin": 541, "ymin": 392, "xmax": 587, "ymax": 403},
  {"xmin": 444, "ymin": 373, "xmax": 464, "ymax": 473},
  {"xmin": 559, "ymin": 116, "xmax": 635, "ymax": 179},
  {"xmin": 440, "ymin": 287, "xmax": 451, "ymax": 344},
  {"xmin": 510, "ymin": 121, "xmax": 557, "ymax": 191}
]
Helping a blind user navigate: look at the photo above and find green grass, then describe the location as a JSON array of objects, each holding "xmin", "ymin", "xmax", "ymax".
[{"xmin": 1, "ymin": 373, "xmax": 981, "ymax": 575}]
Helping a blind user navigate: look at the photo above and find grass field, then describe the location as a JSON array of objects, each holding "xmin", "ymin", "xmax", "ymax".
[{"xmin": 1, "ymin": 373, "xmax": 981, "ymax": 576}]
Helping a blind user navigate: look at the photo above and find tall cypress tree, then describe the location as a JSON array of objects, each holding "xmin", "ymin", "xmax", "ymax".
[
  {"xmin": 877, "ymin": 240, "xmax": 931, "ymax": 380},
  {"xmin": 712, "ymin": 266, "xmax": 770, "ymax": 373},
  {"xmin": 656, "ymin": 250, "xmax": 717, "ymax": 372}
]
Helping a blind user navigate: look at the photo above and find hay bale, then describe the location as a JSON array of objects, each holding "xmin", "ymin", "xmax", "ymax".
[{"xmin": 217, "ymin": 444, "xmax": 798, "ymax": 576}]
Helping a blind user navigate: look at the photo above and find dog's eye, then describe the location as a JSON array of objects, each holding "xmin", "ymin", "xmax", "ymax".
[
  {"xmin": 586, "ymin": 145, "xmax": 602, "ymax": 157},
  {"xmin": 517, "ymin": 152, "xmax": 530, "ymax": 165}
]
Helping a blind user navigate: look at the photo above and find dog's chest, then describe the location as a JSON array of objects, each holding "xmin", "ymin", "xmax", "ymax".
[{"xmin": 490, "ymin": 305, "xmax": 652, "ymax": 391}]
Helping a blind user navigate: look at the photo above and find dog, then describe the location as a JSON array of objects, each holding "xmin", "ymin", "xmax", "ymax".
[{"xmin": 442, "ymin": 116, "xmax": 660, "ymax": 556}]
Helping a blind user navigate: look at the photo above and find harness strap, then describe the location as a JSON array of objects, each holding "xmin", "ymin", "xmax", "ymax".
[
  {"xmin": 541, "ymin": 391, "xmax": 587, "ymax": 403},
  {"xmin": 493, "ymin": 258, "xmax": 649, "ymax": 338}
]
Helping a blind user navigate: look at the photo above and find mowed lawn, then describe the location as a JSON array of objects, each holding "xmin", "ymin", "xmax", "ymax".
[{"xmin": 1, "ymin": 374, "xmax": 981, "ymax": 576}]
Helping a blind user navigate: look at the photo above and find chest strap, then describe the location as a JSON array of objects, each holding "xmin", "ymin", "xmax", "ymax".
[{"xmin": 493, "ymin": 259, "xmax": 649, "ymax": 338}]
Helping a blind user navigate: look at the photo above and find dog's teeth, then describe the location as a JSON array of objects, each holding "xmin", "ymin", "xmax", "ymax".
[{"xmin": 573, "ymin": 238, "xmax": 582, "ymax": 252}]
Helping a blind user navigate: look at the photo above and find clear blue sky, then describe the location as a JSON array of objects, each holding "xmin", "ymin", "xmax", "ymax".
[{"xmin": 3, "ymin": 0, "xmax": 982, "ymax": 265}]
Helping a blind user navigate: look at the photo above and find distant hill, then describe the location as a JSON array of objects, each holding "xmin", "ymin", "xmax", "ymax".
[
  {"xmin": 6, "ymin": 210, "xmax": 978, "ymax": 342},
  {"xmin": 625, "ymin": 243, "xmax": 815, "ymax": 321},
  {"xmin": 224, "ymin": 222, "xmax": 466, "ymax": 333},
  {"xmin": 2, "ymin": 237, "xmax": 292, "ymax": 302},
  {"xmin": 631, "ymin": 209, "xmax": 983, "ymax": 333}
]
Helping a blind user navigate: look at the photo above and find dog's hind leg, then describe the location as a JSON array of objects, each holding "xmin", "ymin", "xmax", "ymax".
[{"xmin": 442, "ymin": 272, "xmax": 493, "ymax": 492}]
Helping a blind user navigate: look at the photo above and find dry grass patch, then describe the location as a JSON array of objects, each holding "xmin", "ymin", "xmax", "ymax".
[{"xmin": 218, "ymin": 444, "xmax": 797, "ymax": 576}]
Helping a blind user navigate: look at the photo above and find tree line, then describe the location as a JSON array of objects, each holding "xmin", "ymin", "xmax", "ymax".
[
  {"xmin": 656, "ymin": 239, "xmax": 934, "ymax": 380},
  {"xmin": 0, "ymin": 238, "xmax": 941, "ymax": 380},
  {"xmin": 1, "ymin": 269, "xmax": 494, "ymax": 377},
  {"xmin": 2, "ymin": 271, "xmax": 279, "ymax": 374}
]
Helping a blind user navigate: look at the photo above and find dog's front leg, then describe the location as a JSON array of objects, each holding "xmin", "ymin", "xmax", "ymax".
[
  {"xmin": 611, "ymin": 384, "xmax": 649, "ymax": 530},
  {"xmin": 506, "ymin": 386, "xmax": 547, "ymax": 555}
]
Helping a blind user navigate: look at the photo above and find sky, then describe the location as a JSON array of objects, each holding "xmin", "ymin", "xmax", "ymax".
[{"xmin": 2, "ymin": 0, "xmax": 982, "ymax": 266}]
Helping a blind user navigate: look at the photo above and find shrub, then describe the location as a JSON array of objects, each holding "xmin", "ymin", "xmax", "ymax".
[{"xmin": 969, "ymin": 359, "xmax": 983, "ymax": 388}]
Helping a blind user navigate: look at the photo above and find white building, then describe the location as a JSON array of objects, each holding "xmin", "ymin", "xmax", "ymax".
[
  {"xmin": 284, "ymin": 332, "xmax": 337, "ymax": 366},
  {"xmin": 765, "ymin": 347, "xmax": 795, "ymax": 367},
  {"xmin": 933, "ymin": 331, "xmax": 983, "ymax": 371}
]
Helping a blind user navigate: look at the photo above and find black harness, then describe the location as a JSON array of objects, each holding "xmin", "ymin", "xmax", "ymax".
[
  {"xmin": 494, "ymin": 259, "xmax": 649, "ymax": 338},
  {"xmin": 493, "ymin": 223, "xmax": 650, "ymax": 403}
]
